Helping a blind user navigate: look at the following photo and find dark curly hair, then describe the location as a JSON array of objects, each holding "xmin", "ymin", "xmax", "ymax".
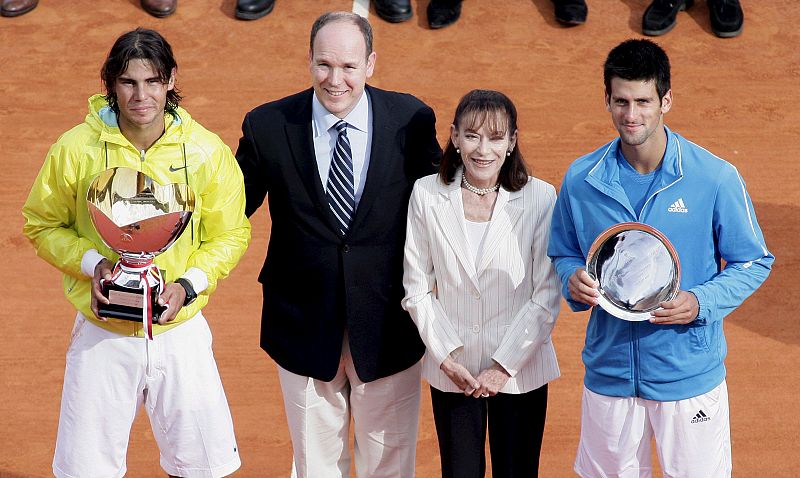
[{"xmin": 101, "ymin": 28, "xmax": 182, "ymax": 115}]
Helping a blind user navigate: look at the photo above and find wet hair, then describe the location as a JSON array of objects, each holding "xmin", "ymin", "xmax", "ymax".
[
  {"xmin": 101, "ymin": 27, "xmax": 181, "ymax": 114},
  {"xmin": 439, "ymin": 89, "xmax": 528, "ymax": 192},
  {"xmin": 310, "ymin": 11, "xmax": 373, "ymax": 57},
  {"xmin": 604, "ymin": 39, "xmax": 671, "ymax": 101}
]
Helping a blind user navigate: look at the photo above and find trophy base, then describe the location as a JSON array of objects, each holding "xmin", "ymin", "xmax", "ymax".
[{"xmin": 99, "ymin": 283, "xmax": 166, "ymax": 324}]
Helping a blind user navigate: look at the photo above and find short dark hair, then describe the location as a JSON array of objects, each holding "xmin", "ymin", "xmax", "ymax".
[
  {"xmin": 439, "ymin": 90, "xmax": 528, "ymax": 192},
  {"xmin": 101, "ymin": 28, "xmax": 181, "ymax": 115},
  {"xmin": 310, "ymin": 12, "xmax": 373, "ymax": 57},
  {"xmin": 604, "ymin": 39, "xmax": 671, "ymax": 101}
]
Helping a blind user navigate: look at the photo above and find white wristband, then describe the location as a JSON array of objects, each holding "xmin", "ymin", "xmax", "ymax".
[{"xmin": 81, "ymin": 249, "xmax": 108, "ymax": 277}]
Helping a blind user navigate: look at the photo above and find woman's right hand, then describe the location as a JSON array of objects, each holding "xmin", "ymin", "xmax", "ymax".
[{"xmin": 440, "ymin": 357, "xmax": 480, "ymax": 396}]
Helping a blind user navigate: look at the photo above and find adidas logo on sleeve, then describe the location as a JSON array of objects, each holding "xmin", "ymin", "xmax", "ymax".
[{"xmin": 668, "ymin": 198, "xmax": 689, "ymax": 213}]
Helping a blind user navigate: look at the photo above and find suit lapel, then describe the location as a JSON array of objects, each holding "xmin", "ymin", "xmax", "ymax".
[
  {"xmin": 432, "ymin": 171, "xmax": 480, "ymax": 292},
  {"xmin": 476, "ymin": 187, "xmax": 524, "ymax": 273},
  {"xmin": 348, "ymin": 86, "xmax": 392, "ymax": 234},
  {"xmin": 284, "ymin": 90, "xmax": 341, "ymax": 236}
]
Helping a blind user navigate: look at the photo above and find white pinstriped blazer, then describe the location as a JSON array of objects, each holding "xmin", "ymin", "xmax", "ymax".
[{"xmin": 402, "ymin": 169, "xmax": 561, "ymax": 394}]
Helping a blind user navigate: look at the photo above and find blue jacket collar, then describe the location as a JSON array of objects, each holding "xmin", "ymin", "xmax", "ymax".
[{"xmin": 586, "ymin": 125, "xmax": 683, "ymax": 203}]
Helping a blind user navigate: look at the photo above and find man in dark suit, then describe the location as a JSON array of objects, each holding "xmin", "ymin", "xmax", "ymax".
[{"xmin": 235, "ymin": 11, "xmax": 441, "ymax": 478}]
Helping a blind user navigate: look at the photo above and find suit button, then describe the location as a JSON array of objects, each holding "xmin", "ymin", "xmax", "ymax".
[
  {"xmin": 342, "ymin": 245, "xmax": 350, "ymax": 253},
  {"xmin": 473, "ymin": 292, "xmax": 481, "ymax": 300},
  {"xmin": 472, "ymin": 325, "xmax": 480, "ymax": 333}
]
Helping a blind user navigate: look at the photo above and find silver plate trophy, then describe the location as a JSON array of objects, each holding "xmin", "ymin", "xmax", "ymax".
[
  {"xmin": 586, "ymin": 222, "xmax": 681, "ymax": 321},
  {"xmin": 87, "ymin": 167, "xmax": 195, "ymax": 338}
]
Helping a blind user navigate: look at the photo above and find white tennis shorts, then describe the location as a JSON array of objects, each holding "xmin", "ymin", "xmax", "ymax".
[
  {"xmin": 53, "ymin": 312, "xmax": 241, "ymax": 478},
  {"xmin": 574, "ymin": 381, "xmax": 731, "ymax": 478}
]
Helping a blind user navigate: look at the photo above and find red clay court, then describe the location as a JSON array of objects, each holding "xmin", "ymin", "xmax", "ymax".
[{"xmin": 1, "ymin": 0, "xmax": 797, "ymax": 476}]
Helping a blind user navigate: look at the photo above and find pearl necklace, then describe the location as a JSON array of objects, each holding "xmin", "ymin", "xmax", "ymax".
[{"xmin": 461, "ymin": 175, "xmax": 499, "ymax": 195}]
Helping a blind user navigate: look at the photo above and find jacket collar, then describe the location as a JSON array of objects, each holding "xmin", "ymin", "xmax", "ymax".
[
  {"xmin": 586, "ymin": 125, "xmax": 684, "ymax": 211},
  {"xmin": 287, "ymin": 85, "xmax": 400, "ymax": 239},
  {"xmin": 349, "ymin": 85, "xmax": 396, "ymax": 234},
  {"xmin": 431, "ymin": 167, "xmax": 524, "ymax": 291},
  {"xmin": 283, "ymin": 90, "xmax": 334, "ymax": 231},
  {"xmin": 88, "ymin": 94, "xmax": 188, "ymax": 149}
]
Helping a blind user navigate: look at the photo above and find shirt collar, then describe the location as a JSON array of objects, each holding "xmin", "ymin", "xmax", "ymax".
[
  {"xmin": 311, "ymin": 89, "xmax": 370, "ymax": 138},
  {"xmin": 587, "ymin": 125, "xmax": 682, "ymax": 192}
]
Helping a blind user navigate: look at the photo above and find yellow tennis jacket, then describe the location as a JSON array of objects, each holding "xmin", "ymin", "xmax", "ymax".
[{"xmin": 23, "ymin": 94, "xmax": 251, "ymax": 336}]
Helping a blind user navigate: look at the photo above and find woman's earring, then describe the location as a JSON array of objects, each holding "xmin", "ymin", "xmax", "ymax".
[
  {"xmin": 506, "ymin": 150, "xmax": 512, "ymax": 157},
  {"xmin": 456, "ymin": 148, "xmax": 460, "ymax": 154}
]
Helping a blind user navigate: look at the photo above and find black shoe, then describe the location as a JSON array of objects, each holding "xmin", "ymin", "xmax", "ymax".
[
  {"xmin": 235, "ymin": 0, "xmax": 275, "ymax": 20},
  {"xmin": 642, "ymin": 0, "xmax": 694, "ymax": 36},
  {"xmin": 140, "ymin": 0, "xmax": 177, "ymax": 18},
  {"xmin": 428, "ymin": 0, "xmax": 461, "ymax": 29},
  {"xmin": 553, "ymin": 0, "xmax": 587, "ymax": 26},
  {"xmin": 1, "ymin": 0, "xmax": 39, "ymax": 17},
  {"xmin": 373, "ymin": 0, "xmax": 412, "ymax": 23},
  {"xmin": 708, "ymin": 0, "xmax": 743, "ymax": 38}
]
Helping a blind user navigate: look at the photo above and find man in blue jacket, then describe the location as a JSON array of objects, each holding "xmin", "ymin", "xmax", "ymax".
[{"xmin": 548, "ymin": 39, "xmax": 773, "ymax": 477}]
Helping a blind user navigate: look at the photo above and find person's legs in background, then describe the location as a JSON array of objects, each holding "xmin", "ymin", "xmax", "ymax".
[
  {"xmin": 427, "ymin": 0, "xmax": 462, "ymax": 29},
  {"xmin": 373, "ymin": 0, "xmax": 413, "ymax": 23},
  {"xmin": 642, "ymin": 0, "xmax": 743, "ymax": 38},
  {"xmin": 141, "ymin": 0, "xmax": 176, "ymax": 18},
  {"xmin": 235, "ymin": 0, "xmax": 276, "ymax": 21},
  {"xmin": 552, "ymin": 0, "xmax": 588, "ymax": 26},
  {"xmin": 1, "ymin": 0, "xmax": 38, "ymax": 17}
]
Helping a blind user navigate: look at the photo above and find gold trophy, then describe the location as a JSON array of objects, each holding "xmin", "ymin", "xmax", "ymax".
[{"xmin": 87, "ymin": 167, "xmax": 195, "ymax": 338}]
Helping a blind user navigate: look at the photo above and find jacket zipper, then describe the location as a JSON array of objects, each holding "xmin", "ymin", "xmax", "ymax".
[
  {"xmin": 638, "ymin": 177, "xmax": 682, "ymax": 221},
  {"xmin": 140, "ymin": 149, "xmax": 146, "ymax": 162},
  {"xmin": 632, "ymin": 321, "xmax": 640, "ymax": 397},
  {"xmin": 637, "ymin": 139, "xmax": 683, "ymax": 219}
]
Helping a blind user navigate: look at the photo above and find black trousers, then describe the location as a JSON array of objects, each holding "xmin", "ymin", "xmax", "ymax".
[{"xmin": 430, "ymin": 384, "xmax": 548, "ymax": 478}]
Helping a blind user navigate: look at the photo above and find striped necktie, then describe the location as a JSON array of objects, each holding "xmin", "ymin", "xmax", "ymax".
[{"xmin": 326, "ymin": 120, "xmax": 355, "ymax": 235}]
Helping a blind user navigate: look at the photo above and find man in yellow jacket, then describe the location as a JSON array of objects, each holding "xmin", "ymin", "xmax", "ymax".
[{"xmin": 22, "ymin": 28, "xmax": 250, "ymax": 478}]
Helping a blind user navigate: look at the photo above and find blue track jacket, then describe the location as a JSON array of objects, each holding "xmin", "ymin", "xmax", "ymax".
[{"xmin": 548, "ymin": 126, "xmax": 773, "ymax": 401}]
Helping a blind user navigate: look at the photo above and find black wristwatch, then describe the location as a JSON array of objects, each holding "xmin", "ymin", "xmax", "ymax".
[{"xmin": 175, "ymin": 278, "xmax": 197, "ymax": 306}]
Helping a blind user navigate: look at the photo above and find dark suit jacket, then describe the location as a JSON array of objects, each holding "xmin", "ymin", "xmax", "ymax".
[{"xmin": 236, "ymin": 85, "xmax": 441, "ymax": 382}]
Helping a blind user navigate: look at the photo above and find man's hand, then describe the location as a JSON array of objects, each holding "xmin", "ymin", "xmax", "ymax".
[
  {"xmin": 473, "ymin": 362, "xmax": 511, "ymax": 398},
  {"xmin": 440, "ymin": 357, "xmax": 480, "ymax": 396},
  {"xmin": 156, "ymin": 282, "xmax": 186, "ymax": 325},
  {"xmin": 568, "ymin": 268, "xmax": 599, "ymax": 306},
  {"xmin": 91, "ymin": 258, "xmax": 114, "ymax": 321},
  {"xmin": 650, "ymin": 291, "xmax": 699, "ymax": 325}
]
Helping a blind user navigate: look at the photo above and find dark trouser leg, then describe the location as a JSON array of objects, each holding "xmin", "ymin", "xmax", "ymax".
[
  {"xmin": 430, "ymin": 386, "xmax": 487, "ymax": 478},
  {"xmin": 487, "ymin": 384, "xmax": 549, "ymax": 478}
]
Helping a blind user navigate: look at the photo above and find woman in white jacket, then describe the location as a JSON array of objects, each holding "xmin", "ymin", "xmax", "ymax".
[{"xmin": 402, "ymin": 89, "xmax": 561, "ymax": 477}]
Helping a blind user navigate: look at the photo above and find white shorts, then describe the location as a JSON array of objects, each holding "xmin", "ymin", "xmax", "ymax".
[
  {"xmin": 53, "ymin": 312, "xmax": 241, "ymax": 478},
  {"xmin": 574, "ymin": 382, "xmax": 731, "ymax": 478}
]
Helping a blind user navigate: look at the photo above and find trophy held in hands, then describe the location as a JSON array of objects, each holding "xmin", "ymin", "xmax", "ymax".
[
  {"xmin": 586, "ymin": 222, "xmax": 681, "ymax": 322},
  {"xmin": 87, "ymin": 167, "xmax": 195, "ymax": 338}
]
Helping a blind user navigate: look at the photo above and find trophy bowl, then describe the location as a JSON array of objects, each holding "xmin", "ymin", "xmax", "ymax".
[
  {"xmin": 86, "ymin": 167, "xmax": 195, "ymax": 333},
  {"xmin": 586, "ymin": 222, "xmax": 680, "ymax": 321}
]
